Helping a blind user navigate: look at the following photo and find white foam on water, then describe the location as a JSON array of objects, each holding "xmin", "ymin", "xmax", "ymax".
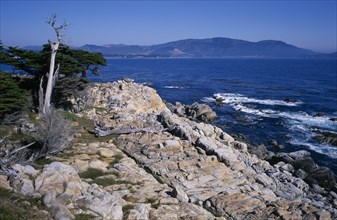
[
  {"xmin": 280, "ymin": 112, "xmax": 337, "ymax": 131},
  {"xmin": 288, "ymin": 129, "xmax": 337, "ymax": 159},
  {"xmin": 164, "ymin": 85, "xmax": 190, "ymax": 89},
  {"xmin": 201, "ymin": 97, "xmax": 216, "ymax": 103},
  {"xmin": 232, "ymin": 103, "xmax": 278, "ymax": 118},
  {"xmin": 214, "ymin": 93, "xmax": 303, "ymax": 106},
  {"xmin": 205, "ymin": 93, "xmax": 336, "ymax": 131},
  {"xmin": 202, "ymin": 92, "xmax": 337, "ymax": 158},
  {"xmin": 164, "ymin": 86, "xmax": 180, "ymax": 89}
]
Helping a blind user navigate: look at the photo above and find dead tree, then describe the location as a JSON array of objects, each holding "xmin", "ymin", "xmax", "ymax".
[
  {"xmin": 40, "ymin": 15, "xmax": 67, "ymax": 115},
  {"xmin": 93, "ymin": 121, "xmax": 166, "ymax": 137}
]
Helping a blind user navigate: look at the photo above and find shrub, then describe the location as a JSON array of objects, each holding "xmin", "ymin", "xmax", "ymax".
[{"xmin": 32, "ymin": 110, "xmax": 76, "ymax": 158}]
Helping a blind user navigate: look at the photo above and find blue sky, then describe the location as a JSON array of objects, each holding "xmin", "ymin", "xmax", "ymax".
[{"xmin": 1, "ymin": 0, "xmax": 336, "ymax": 53}]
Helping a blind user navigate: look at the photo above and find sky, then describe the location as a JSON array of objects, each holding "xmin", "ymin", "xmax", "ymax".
[{"xmin": 0, "ymin": 0, "xmax": 336, "ymax": 53}]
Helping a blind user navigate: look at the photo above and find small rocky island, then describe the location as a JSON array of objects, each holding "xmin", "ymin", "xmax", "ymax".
[{"xmin": 1, "ymin": 79, "xmax": 336, "ymax": 219}]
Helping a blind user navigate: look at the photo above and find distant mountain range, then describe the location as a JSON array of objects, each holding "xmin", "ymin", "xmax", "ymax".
[{"xmin": 24, "ymin": 37, "xmax": 336, "ymax": 58}]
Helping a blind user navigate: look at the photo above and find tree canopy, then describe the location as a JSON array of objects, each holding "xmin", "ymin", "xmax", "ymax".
[
  {"xmin": 0, "ymin": 71, "xmax": 29, "ymax": 117},
  {"xmin": 2, "ymin": 44, "xmax": 106, "ymax": 79},
  {"xmin": 0, "ymin": 42, "xmax": 107, "ymax": 112}
]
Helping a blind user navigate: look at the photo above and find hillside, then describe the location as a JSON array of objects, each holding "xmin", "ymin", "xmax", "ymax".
[{"xmin": 79, "ymin": 37, "xmax": 321, "ymax": 58}]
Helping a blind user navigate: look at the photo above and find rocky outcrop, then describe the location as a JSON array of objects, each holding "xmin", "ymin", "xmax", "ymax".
[
  {"xmin": 313, "ymin": 130, "xmax": 337, "ymax": 147},
  {"xmin": 2, "ymin": 79, "xmax": 337, "ymax": 219},
  {"xmin": 89, "ymin": 80, "xmax": 337, "ymax": 219},
  {"xmin": 271, "ymin": 150, "xmax": 336, "ymax": 191},
  {"xmin": 167, "ymin": 102, "xmax": 217, "ymax": 122},
  {"xmin": 84, "ymin": 79, "xmax": 166, "ymax": 116}
]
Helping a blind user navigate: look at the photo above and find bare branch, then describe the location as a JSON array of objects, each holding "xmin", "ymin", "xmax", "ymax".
[
  {"xmin": 7, "ymin": 142, "xmax": 36, "ymax": 158},
  {"xmin": 46, "ymin": 14, "xmax": 68, "ymax": 44},
  {"xmin": 94, "ymin": 125, "xmax": 166, "ymax": 137},
  {"xmin": 52, "ymin": 63, "xmax": 60, "ymax": 87},
  {"xmin": 39, "ymin": 76, "xmax": 44, "ymax": 112}
]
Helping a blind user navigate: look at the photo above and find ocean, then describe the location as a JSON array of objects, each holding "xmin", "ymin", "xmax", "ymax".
[{"xmin": 90, "ymin": 58, "xmax": 337, "ymax": 174}]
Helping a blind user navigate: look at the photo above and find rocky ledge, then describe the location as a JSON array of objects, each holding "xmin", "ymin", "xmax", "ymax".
[{"xmin": 1, "ymin": 79, "xmax": 336, "ymax": 220}]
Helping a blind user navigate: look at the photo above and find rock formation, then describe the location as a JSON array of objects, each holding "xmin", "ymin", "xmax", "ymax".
[{"xmin": 1, "ymin": 79, "xmax": 336, "ymax": 219}]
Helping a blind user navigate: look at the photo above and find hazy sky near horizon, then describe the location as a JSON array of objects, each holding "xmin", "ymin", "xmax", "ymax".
[{"xmin": 0, "ymin": 0, "xmax": 336, "ymax": 53}]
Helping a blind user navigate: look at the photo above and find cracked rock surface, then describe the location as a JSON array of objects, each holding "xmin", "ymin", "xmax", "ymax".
[{"xmin": 2, "ymin": 79, "xmax": 336, "ymax": 220}]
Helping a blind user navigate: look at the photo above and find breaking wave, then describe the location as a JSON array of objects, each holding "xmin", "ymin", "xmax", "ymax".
[
  {"xmin": 203, "ymin": 93, "xmax": 337, "ymax": 158},
  {"xmin": 212, "ymin": 93, "xmax": 303, "ymax": 106}
]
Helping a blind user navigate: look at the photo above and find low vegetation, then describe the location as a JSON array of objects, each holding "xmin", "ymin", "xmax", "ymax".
[
  {"xmin": 79, "ymin": 168, "xmax": 133, "ymax": 187},
  {"xmin": 79, "ymin": 168, "xmax": 105, "ymax": 179},
  {"xmin": 74, "ymin": 213, "xmax": 96, "ymax": 220},
  {"xmin": 0, "ymin": 187, "xmax": 48, "ymax": 219},
  {"xmin": 107, "ymin": 153, "xmax": 124, "ymax": 168}
]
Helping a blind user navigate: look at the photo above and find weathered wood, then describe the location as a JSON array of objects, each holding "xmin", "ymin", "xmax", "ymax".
[
  {"xmin": 7, "ymin": 142, "xmax": 36, "ymax": 158},
  {"xmin": 0, "ymin": 141, "xmax": 36, "ymax": 175},
  {"xmin": 41, "ymin": 15, "xmax": 67, "ymax": 115},
  {"xmin": 94, "ymin": 125, "xmax": 165, "ymax": 137}
]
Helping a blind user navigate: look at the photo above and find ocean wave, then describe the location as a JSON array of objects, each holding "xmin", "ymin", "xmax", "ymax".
[
  {"xmin": 232, "ymin": 103, "xmax": 278, "ymax": 118},
  {"xmin": 213, "ymin": 93, "xmax": 303, "ymax": 106},
  {"xmin": 164, "ymin": 86, "xmax": 180, "ymax": 89},
  {"xmin": 228, "ymin": 103, "xmax": 337, "ymax": 131},
  {"xmin": 203, "ymin": 92, "xmax": 337, "ymax": 158},
  {"xmin": 164, "ymin": 85, "xmax": 190, "ymax": 89},
  {"xmin": 288, "ymin": 128, "xmax": 337, "ymax": 159},
  {"xmin": 281, "ymin": 112, "xmax": 337, "ymax": 130}
]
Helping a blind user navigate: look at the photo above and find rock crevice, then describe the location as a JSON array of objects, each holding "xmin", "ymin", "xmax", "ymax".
[{"xmin": 1, "ymin": 79, "xmax": 336, "ymax": 220}]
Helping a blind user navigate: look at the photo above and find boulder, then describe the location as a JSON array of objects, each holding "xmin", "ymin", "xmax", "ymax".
[
  {"xmin": 167, "ymin": 102, "xmax": 217, "ymax": 122},
  {"xmin": 272, "ymin": 151, "xmax": 336, "ymax": 191},
  {"xmin": 83, "ymin": 80, "xmax": 166, "ymax": 115},
  {"xmin": 172, "ymin": 186, "xmax": 189, "ymax": 203},
  {"xmin": 313, "ymin": 130, "xmax": 337, "ymax": 147},
  {"xmin": 0, "ymin": 175, "xmax": 11, "ymax": 189},
  {"xmin": 51, "ymin": 203, "xmax": 75, "ymax": 220},
  {"xmin": 19, "ymin": 120, "xmax": 37, "ymax": 133},
  {"xmin": 35, "ymin": 162, "xmax": 84, "ymax": 197},
  {"xmin": 204, "ymin": 192, "xmax": 266, "ymax": 219},
  {"xmin": 185, "ymin": 102, "xmax": 217, "ymax": 122},
  {"xmin": 76, "ymin": 185, "xmax": 125, "ymax": 219},
  {"xmin": 125, "ymin": 203, "xmax": 151, "ymax": 220}
]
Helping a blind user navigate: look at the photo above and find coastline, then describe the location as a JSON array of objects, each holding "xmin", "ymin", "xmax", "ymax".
[{"xmin": 1, "ymin": 79, "xmax": 336, "ymax": 219}]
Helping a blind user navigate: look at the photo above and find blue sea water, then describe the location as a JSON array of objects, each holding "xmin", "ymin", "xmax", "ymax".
[{"xmin": 90, "ymin": 58, "xmax": 337, "ymax": 173}]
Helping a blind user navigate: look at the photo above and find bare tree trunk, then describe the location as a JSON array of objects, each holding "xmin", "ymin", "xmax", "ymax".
[
  {"xmin": 42, "ymin": 43, "xmax": 59, "ymax": 114},
  {"xmin": 39, "ymin": 76, "xmax": 44, "ymax": 112},
  {"xmin": 40, "ymin": 14, "xmax": 67, "ymax": 115}
]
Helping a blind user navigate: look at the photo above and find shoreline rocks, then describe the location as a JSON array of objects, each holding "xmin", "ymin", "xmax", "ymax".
[
  {"xmin": 166, "ymin": 101, "xmax": 217, "ymax": 122},
  {"xmin": 2, "ymin": 79, "xmax": 337, "ymax": 219},
  {"xmin": 313, "ymin": 130, "xmax": 337, "ymax": 147}
]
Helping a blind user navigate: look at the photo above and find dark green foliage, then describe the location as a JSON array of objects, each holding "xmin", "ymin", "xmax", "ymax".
[
  {"xmin": 79, "ymin": 168, "xmax": 105, "ymax": 179},
  {"xmin": 1, "ymin": 42, "xmax": 106, "ymax": 111},
  {"xmin": 0, "ymin": 41, "xmax": 11, "ymax": 65},
  {"xmin": 69, "ymin": 49, "xmax": 107, "ymax": 78},
  {"xmin": 0, "ymin": 72, "xmax": 29, "ymax": 118},
  {"xmin": 3, "ymin": 44, "xmax": 106, "ymax": 78}
]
